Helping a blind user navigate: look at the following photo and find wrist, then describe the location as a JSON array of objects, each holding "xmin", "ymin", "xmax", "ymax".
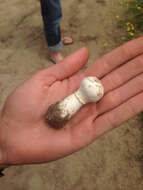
[
  {"xmin": 0, "ymin": 111, "xmax": 8, "ymax": 165},
  {"xmin": 0, "ymin": 117, "xmax": 9, "ymax": 177},
  {"xmin": 0, "ymin": 139, "xmax": 6, "ymax": 166}
]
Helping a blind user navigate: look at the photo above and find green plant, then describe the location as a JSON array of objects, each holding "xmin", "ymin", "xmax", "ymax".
[
  {"xmin": 135, "ymin": 152, "xmax": 143, "ymax": 163},
  {"xmin": 118, "ymin": 0, "xmax": 143, "ymax": 41}
]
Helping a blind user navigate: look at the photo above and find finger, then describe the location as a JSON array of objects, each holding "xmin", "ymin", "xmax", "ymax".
[
  {"xmin": 101, "ymin": 54, "xmax": 143, "ymax": 94},
  {"xmin": 65, "ymin": 72, "xmax": 143, "ymax": 150},
  {"xmin": 93, "ymin": 91, "xmax": 143, "ymax": 138},
  {"xmin": 63, "ymin": 38, "xmax": 143, "ymax": 97},
  {"xmin": 49, "ymin": 90, "xmax": 143, "ymax": 154},
  {"xmin": 67, "ymin": 103, "xmax": 98, "ymax": 127},
  {"xmin": 35, "ymin": 47, "xmax": 89, "ymax": 84},
  {"xmin": 84, "ymin": 37, "xmax": 143, "ymax": 78},
  {"xmin": 66, "ymin": 113, "xmax": 97, "ymax": 152},
  {"xmin": 97, "ymin": 73, "xmax": 143, "ymax": 114}
]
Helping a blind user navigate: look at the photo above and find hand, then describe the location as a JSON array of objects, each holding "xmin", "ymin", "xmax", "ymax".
[{"xmin": 0, "ymin": 37, "xmax": 143, "ymax": 165}]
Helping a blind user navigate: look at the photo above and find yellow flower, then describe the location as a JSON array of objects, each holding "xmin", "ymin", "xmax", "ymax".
[
  {"xmin": 129, "ymin": 32, "xmax": 134, "ymax": 36},
  {"xmin": 115, "ymin": 15, "xmax": 119, "ymax": 19},
  {"xmin": 104, "ymin": 42, "xmax": 108, "ymax": 47},
  {"xmin": 121, "ymin": 36, "xmax": 126, "ymax": 40},
  {"xmin": 126, "ymin": 22, "xmax": 130, "ymax": 26},
  {"xmin": 131, "ymin": 24, "xmax": 135, "ymax": 30},
  {"xmin": 137, "ymin": 6, "xmax": 141, "ymax": 10},
  {"xmin": 120, "ymin": 1, "xmax": 123, "ymax": 5},
  {"xmin": 126, "ymin": 26, "xmax": 131, "ymax": 32}
]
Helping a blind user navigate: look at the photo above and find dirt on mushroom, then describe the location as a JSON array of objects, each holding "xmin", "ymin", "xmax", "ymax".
[{"xmin": 46, "ymin": 102, "xmax": 70, "ymax": 129}]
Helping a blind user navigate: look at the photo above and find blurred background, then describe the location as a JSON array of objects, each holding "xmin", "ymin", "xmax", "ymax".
[{"xmin": 0, "ymin": 0, "xmax": 143, "ymax": 189}]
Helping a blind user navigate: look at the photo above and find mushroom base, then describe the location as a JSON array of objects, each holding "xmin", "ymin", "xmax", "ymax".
[{"xmin": 46, "ymin": 102, "xmax": 70, "ymax": 129}]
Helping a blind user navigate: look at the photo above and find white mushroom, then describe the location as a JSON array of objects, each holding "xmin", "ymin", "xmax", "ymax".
[{"xmin": 46, "ymin": 76, "xmax": 104, "ymax": 128}]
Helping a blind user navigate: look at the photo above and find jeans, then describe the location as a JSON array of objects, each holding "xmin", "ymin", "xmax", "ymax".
[{"xmin": 40, "ymin": 0, "xmax": 63, "ymax": 53}]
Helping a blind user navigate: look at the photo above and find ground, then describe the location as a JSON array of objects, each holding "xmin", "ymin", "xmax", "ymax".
[{"xmin": 0, "ymin": 0, "xmax": 143, "ymax": 189}]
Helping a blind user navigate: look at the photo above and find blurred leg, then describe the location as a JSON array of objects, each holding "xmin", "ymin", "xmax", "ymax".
[{"xmin": 40, "ymin": 0, "xmax": 63, "ymax": 53}]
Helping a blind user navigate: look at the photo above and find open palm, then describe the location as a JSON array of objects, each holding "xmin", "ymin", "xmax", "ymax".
[{"xmin": 1, "ymin": 37, "xmax": 143, "ymax": 165}]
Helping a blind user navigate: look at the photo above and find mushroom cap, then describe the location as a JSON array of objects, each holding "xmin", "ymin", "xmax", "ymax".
[{"xmin": 78, "ymin": 76, "xmax": 104, "ymax": 103}]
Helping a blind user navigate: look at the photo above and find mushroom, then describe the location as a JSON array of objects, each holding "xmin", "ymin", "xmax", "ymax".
[{"xmin": 46, "ymin": 76, "xmax": 104, "ymax": 129}]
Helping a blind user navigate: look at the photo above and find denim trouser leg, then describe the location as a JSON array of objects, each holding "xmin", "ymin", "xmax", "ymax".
[{"xmin": 40, "ymin": 0, "xmax": 63, "ymax": 53}]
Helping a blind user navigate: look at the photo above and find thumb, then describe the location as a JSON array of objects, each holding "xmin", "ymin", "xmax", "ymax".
[{"xmin": 36, "ymin": 47, "xmax": 89, "ymax": 83}]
